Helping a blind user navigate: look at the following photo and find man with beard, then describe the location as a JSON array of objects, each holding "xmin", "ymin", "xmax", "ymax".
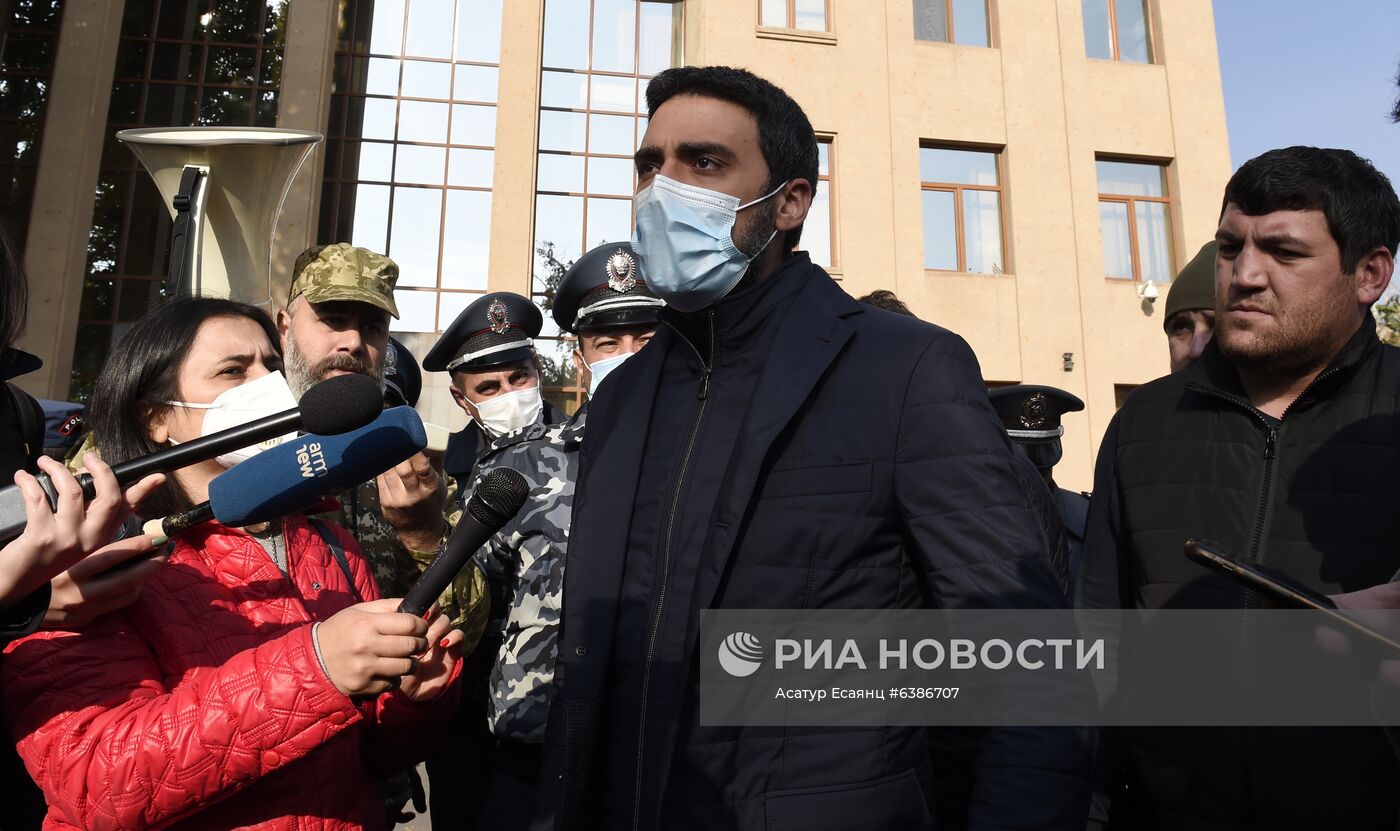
[
  {"xmin": 1078, "ymin": 146, "xmax": 1400, "ymax": 829},
  {"xmin": 280, "ymin": 244, "xmax": 486, "ymax": 625}
]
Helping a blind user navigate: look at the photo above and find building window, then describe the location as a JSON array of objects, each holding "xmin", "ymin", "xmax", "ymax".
[
  {"xmin": 1082, "ymin": 0, "xmax": 1152, "ymax": 63},
  {"xmin": 919, "ymin": 145, "xmax": 1005, "ymax": 275},
  {"xmin": 760, "ymin": 0, "xmax": 827, "ymax": 32},
  {"xmin": 913, "ymin": 0, "xmax": 990, "ymax": 47},
  {"xmin": 804, "ymin": 137, "xmax": 836, "ymax": 269},
  {"xmin": 319, "ymin": 0, "xmax": 505, "ymax": 336},
  {"xmin": 1097, "ymin": 158, "xmax": 1172, "ymax": 282},
  {"xmin": 70, "ymin": 0, "xmax": 289, "ymax": 401},
  {"xmin": 0, "ymin": 0, "xmax": 64, "ymax": 254},
  {"xmin": 533, "ymin": 0, "xmax": 682, "ymax": 414}
]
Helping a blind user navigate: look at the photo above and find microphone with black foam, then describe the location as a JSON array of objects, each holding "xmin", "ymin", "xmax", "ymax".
[
  {"xmin": 398, "ymin": 467, "xmax": 530, "ymax": 618},
  {"xmin": 0, "ymin": 373, "xmax": 383, "ymax": 543},
  {"xmin": 142, "ymin": 405, "xmax": 428, "ymax": 536}
]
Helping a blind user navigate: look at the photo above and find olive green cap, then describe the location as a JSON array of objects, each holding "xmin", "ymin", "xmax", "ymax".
[
  {"xmin": 288, "ymin": 243, "xmax": 400, "ymax": 319},
  {"xmin": 1163, "ymin": 241, "xmax": 1216, "ymax": 332}
]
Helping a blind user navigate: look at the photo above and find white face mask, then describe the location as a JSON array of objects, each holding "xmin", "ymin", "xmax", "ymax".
[
  {"xmin": 471, "ymin": 385, "xmax": 543, "ymax": 439},
  {"xmin": 583, "ymin": 351, "xmax": 634, "ymax": 398},
  {"xmin": 166, "ymin": 370, "xmax": 298, "ymax": 468}
]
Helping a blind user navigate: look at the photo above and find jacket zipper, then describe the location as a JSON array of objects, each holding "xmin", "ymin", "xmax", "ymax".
[{"xmin": 632, "ymin": 312, "xmax": 714, "ymax": 831}]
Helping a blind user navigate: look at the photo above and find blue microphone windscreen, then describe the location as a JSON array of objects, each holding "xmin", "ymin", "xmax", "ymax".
[{"xmin": 208, "ymin": 406, "xmax": 428, "ymax": 527}]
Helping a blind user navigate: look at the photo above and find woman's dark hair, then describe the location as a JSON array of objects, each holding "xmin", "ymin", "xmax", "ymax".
[
  {"xmin": 1221, "ymin": 146, "xmax": 1400, "ymax": 273},
  {"xmin": 90, "ymin": 297, "xmax": 280, "ymax": 518},
  {"xmin": 645, "ymin": 66, "xmax": 819, "ymax": 251},
  {"xmin": 0, "ymin": 224, "xmax": 27, "ymax": 352}
]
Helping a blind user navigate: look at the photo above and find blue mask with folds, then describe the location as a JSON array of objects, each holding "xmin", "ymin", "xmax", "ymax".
[{"xmin": 630, "ymin": 174, "xmax": 785, "ymax": 313}]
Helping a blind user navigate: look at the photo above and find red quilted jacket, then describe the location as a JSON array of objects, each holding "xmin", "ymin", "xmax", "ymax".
[{"xmin": 1, "ymin": 514, "xmax": 459, "ymax": 831}]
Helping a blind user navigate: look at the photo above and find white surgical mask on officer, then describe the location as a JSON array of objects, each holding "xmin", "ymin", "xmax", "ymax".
[
  {"xmin": 630, "ymin": 174, "xmax": 786, "ymax": 313},
  {"xmin": 582, "ymin": 352, "xmax": 633, "ymax": 397},
  {"xmin": 165, "ymin": 370, "xmax": 298, "ymax": 468},
  {"xmin": 471, "ymin": 386, "xmax": 543, "ymax": 439}
]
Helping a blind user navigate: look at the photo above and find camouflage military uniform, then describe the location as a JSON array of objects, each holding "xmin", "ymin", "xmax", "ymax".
[
  {"xmin": 471, "ymin": 406, "xmax": 584, "ymax": 741},
  {"xmin": 333, "ymin": 473, "xmax": 489, "ymax": 654}
]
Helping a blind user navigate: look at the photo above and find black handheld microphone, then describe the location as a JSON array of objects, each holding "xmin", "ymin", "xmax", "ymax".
[
  {"xmin": 0, "ymin": 373, "xmax": 383, "ymax": 543},
  {"xmin": 398, "ymin": 468, "xmax": 530, "ymax": 617}
]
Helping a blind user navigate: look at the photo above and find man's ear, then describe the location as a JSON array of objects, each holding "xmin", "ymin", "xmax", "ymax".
[
  {"xmin": 276, "ymin": 306, "xmax": 293, "ymax": 350},
  {"xmin": 1355, "ymin": 246, "xmax": 1394, "ymax": 307},
  {"xmin": 573, "ymin": 347, "xmax": 590, "ymax": 391},
  {"xmin": 774, "ymin": 178, "xmax": 814, "ymax": 233}
]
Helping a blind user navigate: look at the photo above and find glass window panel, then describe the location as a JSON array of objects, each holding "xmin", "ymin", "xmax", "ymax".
[
  {"xmin": 198, "ymin": 88, "xmax": 255, "ymax": 125},
  {"xmin": 806, "ymin": 179, "xmax": 832, "ymax": 268},
  {"xmin": 1081, "ymin": 0, "xmax": 1113, "ymax": 60},
  {"xmin": 638, "ymin": 2, "xmax": 676, "ymax": 76},
  {"xmin": 914, "ymin": 0, "xmax": 948, "ymax": 42},
  {"xmin": 442, "ymin": 189, "xmax": 492, "ymax": 289},
  {"xmin": 1136, "ymin": 200, "xmax": 1173, "ymax": 282},
  {"xmin": 205, "ymin": 45, "xmax": 258, "ymax": 86},
  {"xmin": 398, "ymin": 100, "xmax": 449, "ymax": 142},
  {"xmin": 921, "ymin": 189, "xmax": 958, "ymax": 271},
  {"xmin": 356, "ymin": 140, "xmax": 395, "ymax": 181},
  {"xmin": 389, "ymin": 186, "xmax": 443, "ymax": 286},
  {"xmin": 450, "ymin": 103, "xmax": 497, "ymax": 146},
  {"xmin": 365, "ymin": 57, "xmax": 400, "ymax": 96},
  {"xmin": 369, "ymin": 0, "xmax": 407, "ymax": 55},
  {"xmin": 919, "ymin": 147, "xmax": 998, "ymax": 186},
  {"xmin": 588, "ymin": 113, "xmax": 636, "ymax": 155},
  {"xmin": 448, "ymin": 147, "xmax": 495, "ymax": 188},
  {"xmin": 360, "ymin": 97, "xmax": 399, "ymax": 140},
  {"xmin": 351, "ymin": 183, "xmax": 391, "ymax": 253},
  {"xmin": 454, "ymin": 64, "xmax": 499, "ymax": 103},
  {"xmin": 585, "ymin": 197, "xmax": 633, "ymax": 248},
  {"xmin": 404, "ymin": 0, "xmax": 453, "ymax": 58},
  {"xmin": 953, "ymin": 0, "xmax": 990, "ymax": 47},
  {"xmin": 817, "ymin": 141, "xmax": 830, "ymax": 176},
  {"xmin": 114, "ymin": 38, "xmax": 148, "ymax": 78},
  {"xmin": 1096, "ymin": 159, "xmax": 1164, "ymax": 197},
  {"xmin": 393, "ymin": 289, "xmax": 437, "ymax": 332},
  {"xmin": 591, "ymin": 75, "xmax": 638, "ymax": 114},
  {"xmin": 457, "ymin": 0, "xmax": 503, "ymax": 63},
  {"xmin": 587, "ymin": 156, "xmax": 635, "ymax": 196},
  {"xmin": 591, "ymin": 0, "xmax": 638, "ymax": 74},
  {"xmin": 542, "ymin": 0, "xmax": 589, "ymax": 70},
  {"xmin": 1099, "ymin": 200, "xmax": 1133, "ymax": 278},
  {"xmin": 962, "ymin": 189, "xmax": 1002, "ymax": 274},
  {"xmin": 143, "ymin": 84, "xmax": 199, "ymax": 126},
  {"xmin": 537, "ymin": 153, "xmax": 585, "ymax": 192},
  {"xmin": 534, "ymin": 194, "xmax": 585, "ymax": 283},
  {"xmin": 794, "ymin": 0, "xmax": 826, "ymax": 31},
  {"xmin": 118, "ymin": 280, "xmax": 163, "ymax": 322},
  {"xmin": 395, "ymin": 144, "xmax": 446, "ymax": 185},
  {"xmin": 150, "ymin": 42, "xmax": 202, "ymax": 82},
  {"xmin": 402, "ymin": 60, "xmax": 451, "ymax": 99},
  {"xmin": 539, "ymin": 110, "xmax": 587, "ymax": 152},
  {"xmin": 205, "ymin": 0, "xmax": 260, "ymax": 44},
  {"xmin": 541, "ymin": 71, "xmax": 589, "ymax": 109},
  {"xmin": 1114, "ymin": 0, "xmax": 1150, "ymax": 63},
  {"xmin": 761, "ymin": 0, "xmax": 787, "ymax": 27},
  {"xmin": 438, "ymin": 292, "xmax": 479, "ymax": 331}
]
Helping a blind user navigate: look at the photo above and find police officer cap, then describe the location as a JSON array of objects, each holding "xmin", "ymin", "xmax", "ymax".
[
  {"xmin": 551, "ymin": 242, "xmax": 665, "ymax": 335},
  {"xmin": 423, "ymin": 292, "xmax": 542, "ymax": 373},
  {"xmin": 383, "ymin": 337, "xmax": 421, "ymax": 407},
  {"xmin": 987, "ymin": 384, "xmax": 1085, "ymax": 442}
]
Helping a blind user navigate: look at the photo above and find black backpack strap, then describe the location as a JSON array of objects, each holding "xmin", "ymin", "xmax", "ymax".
[
  {"xmin": 307, "ymin": 517, "xmax": 362, "ymax": 602},
  {"xmin": 6, "ymin": 382, "xmax": 43, "ymax": 465}
]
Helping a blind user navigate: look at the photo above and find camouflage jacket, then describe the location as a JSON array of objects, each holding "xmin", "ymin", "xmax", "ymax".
[
  {"xmin": 471, "ymin": 407, "xmax": 584, "ymax": 742},
  {"xmin": 329, "ymin": 476, "xmax": 490, "ymax": 656}
]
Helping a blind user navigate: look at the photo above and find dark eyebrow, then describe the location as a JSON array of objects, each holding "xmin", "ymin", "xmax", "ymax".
[
  {"xmin": 217, "ymin": 353, "xmax": 254, "ymax": 365},
  {"xmin": 1254, "ymin": 233, "xmax": 1312, "ymax": 250},
  {"xmin": 635, "ymin": 145, "xmax": 663, "ymax": 167},
  {"xmin": 675, "ymin": 141, "xmax": 735, "ymax": 162}
]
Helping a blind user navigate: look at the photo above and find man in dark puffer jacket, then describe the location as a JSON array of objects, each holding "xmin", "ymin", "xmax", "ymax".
[{"xmin": 1079, "ymin": 145, "xmax": 1400, "ymax": 829}]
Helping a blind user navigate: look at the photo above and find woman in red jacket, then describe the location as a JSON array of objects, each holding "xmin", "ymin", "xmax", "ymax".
[{"xmin": 2, "ymin": 297, "xmax": 464, "ymax": 831}]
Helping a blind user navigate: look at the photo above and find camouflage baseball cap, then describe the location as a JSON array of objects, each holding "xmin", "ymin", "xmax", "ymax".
[{"xmin": 289, "ymin": 243, "xmax": 400, "ymax": 319}]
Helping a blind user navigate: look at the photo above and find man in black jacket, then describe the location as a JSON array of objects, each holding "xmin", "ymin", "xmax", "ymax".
[
  {"xmin": 540, "ymin": 65, "xmax": 1089, "ymax": 831},
  {"xmin": 1078, "ymin": 145, "xmax": 1400, "ymax": 829}
]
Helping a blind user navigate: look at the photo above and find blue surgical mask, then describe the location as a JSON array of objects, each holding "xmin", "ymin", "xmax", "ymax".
[
  {"xmin": 630, "ymin": 175, "xmax": 786, "ymax": 313},
  {"xmin": 584, "ymin": 352, "xmax": 633, "ymax": 397}
]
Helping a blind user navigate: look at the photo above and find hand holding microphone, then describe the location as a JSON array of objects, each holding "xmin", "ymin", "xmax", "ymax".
[{"xmin": 316, "ymin": 599, "xmax": 461, "ymax": 700}]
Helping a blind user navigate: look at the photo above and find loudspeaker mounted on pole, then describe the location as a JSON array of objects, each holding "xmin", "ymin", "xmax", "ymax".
[{"xmin": 116, "ymin": 127, "xmax": 323, "ymax": 307}]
